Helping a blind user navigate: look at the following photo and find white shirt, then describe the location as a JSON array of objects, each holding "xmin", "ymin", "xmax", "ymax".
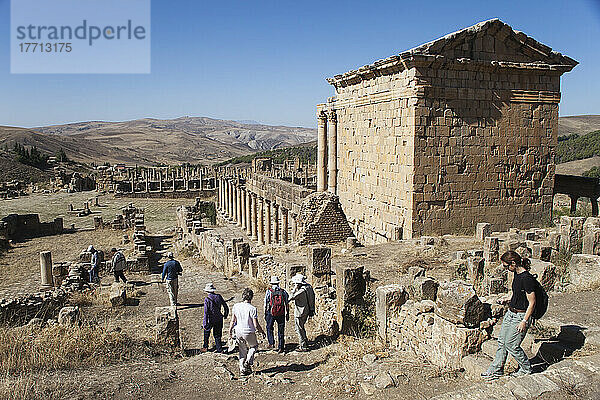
[{"xmin": 232, "ymin": 301, "xmax": 258, "ymax": 336}]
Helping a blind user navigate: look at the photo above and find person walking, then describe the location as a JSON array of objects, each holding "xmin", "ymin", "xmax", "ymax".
[
  {"xmin": 482, "ymin": 251, "xmax": 536, "ymax": 381},
  {"xmin": 161, "ymin": 251, "xmax": 182, "ymax": 306},
  {"xmin": 201, "ymin": 283, "xmax": 229, "ymax": 353},
  {"xmin": 88, "ymin": 245, "xmax": 100, "ymax": 284},
  {"xmin": 264, "ymin": 276, "xmax": 289, "ymax": 353},
  {"xmin": 111, "ymin": 248, "xmax": 127, "ymax": 283},
  {"xmin": 289, "ymin": 273, "xmax": 315, "ymax": 352},
  {"xmin": 229, "ymin": 288, "xmax": 265, "ymax": 376}
]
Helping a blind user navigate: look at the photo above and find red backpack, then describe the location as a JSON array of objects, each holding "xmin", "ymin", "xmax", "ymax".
[{"xmin": 270, "ymin": 288, "xmax": 285, "ymax": 317}]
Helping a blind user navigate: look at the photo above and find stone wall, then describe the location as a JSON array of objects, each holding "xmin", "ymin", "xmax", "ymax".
[
  {"xmin": 297, "ymin": 192, "xmax": 354, "ymax": 245},
  {"xmin": 246, "ymin": 173, "xmax": 311, "ymax": 215},
  {"xmin": 0, "ymin": 214, "xmax": 63, "ymax": 241},
  {"xmin": 323, "ymin": 19, "xmax": 576, "ymax": 242}
]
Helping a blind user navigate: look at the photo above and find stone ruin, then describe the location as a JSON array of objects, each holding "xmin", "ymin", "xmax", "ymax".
[
  {"xmin": 316, "ymin": 19, "xmax": 577, "ymax": 244},
  {"xmin": 0, "ymin": 213, "xmax": 63, "ymax": 241},
  {"xmin": 0, "ymin": 180, "xmax": 28, "ymax": 199},
  {"xmin": 97, "ymin": 164, "xmax": 216, "ymax": 199}
]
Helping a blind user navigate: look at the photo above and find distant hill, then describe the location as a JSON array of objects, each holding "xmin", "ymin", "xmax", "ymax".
[
  {"xmin": 558, "ymin": 115, "xmax": 600, "ymax": 137},
  {"xmin": 216, "ymin": 140, "xmax": 317, "ymax": 167},
  {"xmin": 0, "ymin": 117, "xmax": 316, "ymax": 166},
  {"xmin": 0, "ymin": 148, "xmax": 51, "ymax": 183}
]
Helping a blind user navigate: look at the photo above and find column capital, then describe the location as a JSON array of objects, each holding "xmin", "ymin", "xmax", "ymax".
[
  {"xmin": 317, "ymin": 111, "xmax": 328, "ymax": 123},
  {"xmin": 327, "ymin": 110, "xmax": 337, "ymax": 123}
]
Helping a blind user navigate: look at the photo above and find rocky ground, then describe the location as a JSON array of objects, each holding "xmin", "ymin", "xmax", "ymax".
[{"xmin": 2, "ymin": 192, "xmax": 600, "ymax": 399}]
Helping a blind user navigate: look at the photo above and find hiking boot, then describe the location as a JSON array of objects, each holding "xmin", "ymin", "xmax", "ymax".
[
  {"xmin": 297, "ymin": 346, "xmax": 309, "ymax": 352},
  {"xmin": 509, "ymin": 369, "xmax": 531, "ymax": 378},
  {"xmin": 199, "ymin": 348, "xmax": 208, "ymax": 353},
  {"xmin": 481, "ymin": 370, "xmax": 502, "ymax": 381},
  {"xmin": 277, "ymin": 348, "xmax": 285, "ymax": 354}
]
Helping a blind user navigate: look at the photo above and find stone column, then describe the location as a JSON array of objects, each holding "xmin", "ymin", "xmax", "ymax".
[
  {"xmin": 233, "ymin": 184, "xmax": 238, "ymax": 223},
  {"xmin": 145, "ymin": 171, "xmax": 149, "ymax": 192},
  {"xmin": 40, "ymin": 251, "xmax": 53, "ymax": 287},
  {"xmin": 159, "ymin": 170, "xmax": 163, "ymax": 192},
  {"xmin": 172, "ymin": 171, "xmax": 176, "ymax": 192},
  {"xmin": 317, "ymin": 111, "xmax": 328, "ymax": 192},
  {"xmin": 281, "ymin": 207, "xmax": 289, "ymax": 244},
  {"xmin": 258, "ymin": 197, "xmax": 265, "ymax": 245},
  {"xmin": 273, "ymin": 203, "xmax": 280, "ymax": 244},
  {"xmin": 327, "ymin": 110, "xmax": 337, "ymax": 194},
  {"xmin": 236, "ymin": 186, "xmax": 243, "ymax": 227},
  {"xmin": 245, "ymin": 190, "xmax": 252, "ymax": 236},
  {"xmin": 291, "ymin": 213, "xmax": 298, "ymax": 242},
  {"xmin": 241, "ymin": 188, "xmax": 247, "ymax": 230},
  {"xmin": 227, "ymin": 181, "xmax": 233, "ymax": 218},
  {"xmin": 265, "ymin": 200, "xmax": 272, "ymax": 244},
  {"xmin": 251, "ymin": 194, "xmax": 258, "ymax": 240}
]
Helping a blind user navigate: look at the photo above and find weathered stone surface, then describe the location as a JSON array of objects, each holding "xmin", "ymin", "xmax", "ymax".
[
  {"xmin": 483, "ymin": 236, "xmax": 500, "ymax": 263},
  {"xmin": 476, "ymin": 223, "xmax": 491, "ymax": 242},
  {"xmin": 109, "ymin": 283, "xmax": 127, "ymax": 307},
  {"xmin": 155, "ymin": 306, "xmax": 180, "ymax": 347},
  {"xmin": 435, "ymin": 280, "xmax": 486, "ymax": 328},
  {"xmin": 411, "ymin": 276, "xmax": 438, "ymax": 301},
  {"xmin": 376, "ymin": 284, "xmax": 408, "ymax": 340},
  {"xmin": 529, "ymin": 259, "xmax": 557, "ymax": 291},
  {"xmin": 467, "ymin": 257, "xmax": 485, "ymax": 284},
  {"xmin": 374, "ymin": 371, "xmax": 395, "ymax": 389},
  {"xmin": 567, "ymin": 254, "xmax": 600, "ymax": 291},
  {"xmin": 307, "ymin": 246, "xmax": 332, "ymax": 287},
  {"xmin": 58, "ymin": 306, "xmax": 79, "ymax": 326},
  {"xmin": 582, "ymin": 229, "xmax": 600, "ymax": 256},
  {"xmin": 559, "ymin": 216, "xmax": 585, "ymax": 253},
  {"xmin": 531, "ymin": 242, "xmax": 552, "ymax": 261}
]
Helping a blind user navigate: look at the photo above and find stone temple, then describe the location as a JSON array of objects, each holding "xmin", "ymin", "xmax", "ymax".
[{"xmin": 316, "ymin": 19, "xmax": 578, "ymax": 244}]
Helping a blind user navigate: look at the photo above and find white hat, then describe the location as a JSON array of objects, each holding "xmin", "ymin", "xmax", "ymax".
[
  {"xmin": 87, "ymin": 245, "xmax": 94, "ymax": 252},
  {"xmin": 270, "ymin": 276, "xmax": 280, "ymax": 284},
  {"xmin": 291, "ymin": 273, "xmax": 305, "ymax": 284},
  {"xmin": 167, "ymin": 251, "xmax": 174, "ymax": 258},
  {"xmin": 204, "ymin": 283, "xmax": 216, "ymax": 293}
]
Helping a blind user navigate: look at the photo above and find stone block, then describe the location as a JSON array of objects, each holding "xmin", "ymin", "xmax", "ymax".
[
  {"xmin": 583, "ymin": 217, "xmax": 600, "ymax": 236},
  {"xmin": 109, "ymin": 283, "xmax": 127, "ymax": 306},
  {"xmin": 235, "ymin": 242, "xmax": 250, "ymax": 272},
  {"xmin": 582, "ymin": 228, "xmax": 600, "ymax": 256},
  {"xmin": 435, "ymin": 280, "xmax": 486, "ymax": 328},
  {"xmin": 530, "ymin": 259, "xmax": 557, "ymax": 291},
  {"xmin": 307, "ymin": 246, "xmax": 331, "ymax": 275},
  {"xmin": 420, "ymin": 236, "xmax": 435, "ymax": 246},
  {"xmin": 411, "ymin": 277, "xmax": 438, "ymax": 301},
  {"xmin": 155, "ymin": 306, "xmax": 180, "ymax": 348},
  {"xmin": 531, "ymin": 242, "xmax": 552, "ymax": 261},
  {"xmin": 567, "ymin": 254, "xmax": 600, "ymax": 291},
  {"xmin": 466, "ymin": 257, "xmax": 485, "ymax": 283},
  {"xmin": 559, "ymin": 216, "xmax": 585, "ymax": 253},
  {"xmin": 407, "ymin": 266, "xmax": 425, "ymax": 281},
  {"xmin": 58, "ymin": 306, "xmax": 79, "ymax": 326},
  {"xmin": 376, "ymin": 284, "xmax": 408, "ymax": 340},
  {"xmin": 476, "ymin": 223, "xmax": 491, "ymax": 242},
  {"xmin": 488, "ymin": 277, "xmax": 507, "ymax": 294}
]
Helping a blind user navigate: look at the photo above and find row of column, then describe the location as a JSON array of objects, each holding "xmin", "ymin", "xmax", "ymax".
[
  {"xmin": 217, "ymin": 178, "xmax": 298, "ymax": 245},
  {"xmin": 317, "ymin": 110, "xmax": 337, "ymax": 194}
]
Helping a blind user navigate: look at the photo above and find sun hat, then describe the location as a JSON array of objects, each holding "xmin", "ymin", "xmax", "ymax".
[
  {"xmin": 291, "ymin": 273, "xmax": 305, "ymax": 284},
  {"xmin": 204, "ymin": 283, "xmax": 216, "ymax": 293},
  {"xmin": 270, "ymin": 276, "xmax": 280, "ymax": 284},
  {"xmin": 167, "ymin": 251, "xmax": 174, "ymax": 258},
  {"xmin": 87, "ymin": 245, "xmax": 94, "ymax": 252}
]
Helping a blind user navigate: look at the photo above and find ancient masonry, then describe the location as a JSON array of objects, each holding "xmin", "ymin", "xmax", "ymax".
[
  {"xmin": 316, "ymin": 19, "xmax": 578, "ymax": 244},
  {"xmin": 97, "ymin": 165, "xmax": 216, "ymax": 199},
  {"xmin": 0, "ymin": 214, "xmax": 63, "ymax": 241},
  {"xmin": 215, "ymin": 164, "xmax": 353, "ymax": 246}
]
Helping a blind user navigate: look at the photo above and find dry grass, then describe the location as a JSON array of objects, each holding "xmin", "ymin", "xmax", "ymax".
[
  {"xmin": 69, "ymin": 288, "xmax": 108, "ymax": 307},
  {"xmin": 0, "ymin": 322, "xmax": 154, "ymax": 375},
  {"xmin": 323, "ymin": 335, "xmax": 386, "ymax": 371},
  {"xmin": 0, "ymin": 375, "xmax": 68, "ymax": 400}
]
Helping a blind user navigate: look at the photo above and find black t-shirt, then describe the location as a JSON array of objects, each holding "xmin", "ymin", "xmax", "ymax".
[{"xmin": 510, "ymin": 270, "xmax": 536, "ymax": 311}]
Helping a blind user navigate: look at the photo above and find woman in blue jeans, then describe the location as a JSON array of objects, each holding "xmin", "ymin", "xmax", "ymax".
[{"xmin": 482, "ymin": 251, "xmax": 536, "ymax": 381}]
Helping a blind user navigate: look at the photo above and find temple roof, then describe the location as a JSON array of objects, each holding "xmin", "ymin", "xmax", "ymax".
[{"xmin": 327, "ymin": 19, "xmax": 578, "ymax": 88}]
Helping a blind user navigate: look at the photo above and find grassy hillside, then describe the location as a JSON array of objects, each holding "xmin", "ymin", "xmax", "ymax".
[
  {"xmin": 215, "ymin": 141, "xmax": 317, "ymax": 167},
  {"xmin": 556, "ymin": 130, "xmax": 600, "ymax": 164}
]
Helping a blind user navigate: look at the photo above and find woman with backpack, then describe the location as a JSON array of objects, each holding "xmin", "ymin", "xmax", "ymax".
[
  {"xmin": 481, "ymin": 251, "xmax": 537, "ymax": 381},
  {"xmin": 264, "ymin": 276, "xmax": 289, "ymax": 353}
]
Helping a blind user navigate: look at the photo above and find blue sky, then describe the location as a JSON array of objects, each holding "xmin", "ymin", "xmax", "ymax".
[{"xmin": 0, "ymin": 0, "xmax": 599, "ymax": 128}]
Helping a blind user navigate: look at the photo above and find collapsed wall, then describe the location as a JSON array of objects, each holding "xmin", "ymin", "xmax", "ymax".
[
  {"xmin": 297, "ymin": 192, "xmax": 354, "ymax": 245},
  {"xmin": 0, "ymin": 214, "xmax": 63, "ymax": 241}
]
